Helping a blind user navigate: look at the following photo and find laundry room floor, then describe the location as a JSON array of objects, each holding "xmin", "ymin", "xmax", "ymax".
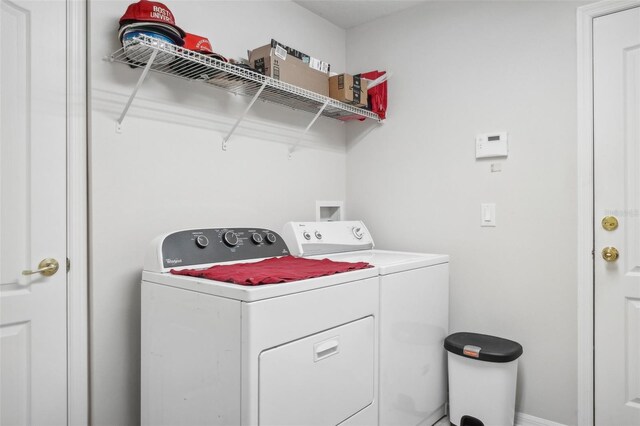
[{"xmin": 434, "ymin": 416, "xmax": 450, "ymax": 426}]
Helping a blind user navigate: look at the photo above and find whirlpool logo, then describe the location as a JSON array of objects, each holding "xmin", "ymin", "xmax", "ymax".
[{"xmin": 165, "ymin": 258, "xmax": 183, "ymax": 265}]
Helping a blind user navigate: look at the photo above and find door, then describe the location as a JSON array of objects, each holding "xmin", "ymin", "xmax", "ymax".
[
  {"xmin": 594, "ymin": 6, "xmax": 640, "ymax": 425},
  {"xmin": 0, "ymin": 0, "xmax": 68, "ymax": 424}
]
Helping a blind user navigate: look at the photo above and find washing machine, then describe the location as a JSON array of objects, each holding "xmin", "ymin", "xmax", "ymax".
[
  {"xmin": 282, "ymin": 221, "xmax": 450, "ymax": 426},
  {"xmin": 140, "ymin": 227, "xmax": 380, "ymax": 426}
]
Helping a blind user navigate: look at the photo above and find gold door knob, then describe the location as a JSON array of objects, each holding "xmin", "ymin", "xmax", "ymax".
[
  {"xmin": 22, "ymin": 258, "xmax": 59, "ymax": 276},
  {"xmin": 602, "ymin": 216, "xmax": 619, "ymax": 231},
  {"xmin": 601, "ymin": 247, "xmax": 619, "ymax": 262}
]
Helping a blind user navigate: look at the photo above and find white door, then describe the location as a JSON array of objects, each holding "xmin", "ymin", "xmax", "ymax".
[
  {"xmin": 0, "ymin": 0, "xmax": 68, "ymax": 424},
  {"xmin": 594, "ymin": 6, "xmax": 640, "ymax": 425}
]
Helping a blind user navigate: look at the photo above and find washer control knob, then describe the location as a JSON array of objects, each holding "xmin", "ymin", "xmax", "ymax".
[
  {"xmin": 314, "ymin": 231, "xmax": 323, "ymax": 240},
  {"xmin": 352, "ymin": 227, "xmax": 364, "ymax": 240},
  {"xmin": 195, "ymin": 235, "xmax": 209, "ymax": 248},
  {"xmin": 265, "ymin": 233, "xmax": 277, "ymax": 244},
  {"xmin": 223, "ymin": 231, "xmax": 239, "ymax": 247},
  {"xmin": 303, "ymin": 231, "xmax": 312, "ymax": 240},
  {"xmin": 251, "ymin": 233, "xmax": 263, "ymax": 244}
]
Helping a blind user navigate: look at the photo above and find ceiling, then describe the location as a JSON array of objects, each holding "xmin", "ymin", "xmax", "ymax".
[{"xmin": 293, "ymin": 1, "xmax": 426, "ymax": 29}]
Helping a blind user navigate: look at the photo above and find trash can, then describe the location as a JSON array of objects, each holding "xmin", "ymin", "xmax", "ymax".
[{"xmin": 444, "ymin": 332, "xmax": 523, "ymax": 426}]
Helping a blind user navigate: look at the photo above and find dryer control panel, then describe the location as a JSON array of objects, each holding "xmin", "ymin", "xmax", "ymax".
[
  {"xmin": 144, "ymin": 228, "xmax": 290, "ymax": 272},
  {"xmin": 282, "ymin": 221, "xmax": 375, "ymax": 257}
]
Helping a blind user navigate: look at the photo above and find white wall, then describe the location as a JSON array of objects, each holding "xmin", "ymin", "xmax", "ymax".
[
  {"xmin": 89, "ymin": 1, "xmax": 347, "ymax": 424},
  {"xmin": 345, "ymin": 2, "xmax": 584, "ymax": 425}
]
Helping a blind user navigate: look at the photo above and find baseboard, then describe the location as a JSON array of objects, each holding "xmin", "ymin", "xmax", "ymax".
[{"xmin": 516, "ymin": 412, "xmax": 567, "ymax": 426}]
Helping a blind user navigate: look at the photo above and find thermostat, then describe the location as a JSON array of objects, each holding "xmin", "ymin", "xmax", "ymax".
[{"xmin": 476, "ymin": 132, "xmax": 508, "ymax": 159}]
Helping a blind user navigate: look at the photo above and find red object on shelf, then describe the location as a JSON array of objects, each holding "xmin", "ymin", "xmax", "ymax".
[
  {"xmin": 361, "ymin": 70, "xmax": 387, "ymax": 120},
  {"xmin": 119, "ymin": 0, "xmax": 185, "ymax": 37},
  {"xmin": 182, "ymin": 32, "xmax": 228, "ymax": 62},
  {"xmin": 183, "ymin": 32, "xmax": 214, "ymax": 53},
  {"xmin": 170, "ymin": 255, "xmax": 372, "ymax": 286},
  {"xmin": 338, "ymin": 70, "xmax": 387, "ymax": 121}
]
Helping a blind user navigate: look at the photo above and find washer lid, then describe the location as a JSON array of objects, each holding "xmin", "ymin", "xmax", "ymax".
[
  {"xmin": 317, "ymin": 250, "xmax": 449, "ymax": 275},
  {"xmin": 444, "ymin": 332, "xmax": 523, "ymax": 363}
]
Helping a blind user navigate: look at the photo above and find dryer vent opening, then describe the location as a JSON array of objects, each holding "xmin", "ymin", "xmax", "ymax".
[{"xmin": 460, "ymin": 415, "xmax": 484, "ymax": 426}]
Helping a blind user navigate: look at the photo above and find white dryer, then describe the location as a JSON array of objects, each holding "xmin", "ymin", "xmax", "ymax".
[
  {"xmin": 282, "ymin": 221, "xmax": 450, "ymax": 426},
  {"xmin": 141, "ymin": 227, "xmax": 380, "ymax": 426}
]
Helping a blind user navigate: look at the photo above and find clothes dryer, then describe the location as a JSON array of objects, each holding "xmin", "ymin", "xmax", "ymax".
[
  {"xmin": 140, "ymin": 227, "xmax": 380, "ymax": 426},
  {"xmin": 282, "ymin": 221, "xmax": 449, "ymax": 426}
]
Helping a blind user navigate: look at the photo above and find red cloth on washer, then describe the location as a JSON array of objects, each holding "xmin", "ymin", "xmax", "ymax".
[{"xmin": 170, "ymin": 255, "xmax": 371, "ymax": 286}]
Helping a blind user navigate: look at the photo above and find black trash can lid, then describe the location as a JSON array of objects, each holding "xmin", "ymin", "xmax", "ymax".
[{"xmin": 444, "ymin": 332, "xmax": 523, "ymax": 363}]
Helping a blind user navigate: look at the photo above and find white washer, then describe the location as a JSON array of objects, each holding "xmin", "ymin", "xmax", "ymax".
[
  {"xmin": 282, "ymin": 221, "xmax": 450, "ymax": 426},
  {"xmin": 141, "ymin": 227, "xmax": 380, "ymax": 426}
]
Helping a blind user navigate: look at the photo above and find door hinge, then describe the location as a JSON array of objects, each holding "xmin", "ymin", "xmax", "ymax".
[{"xmin": 66, "ymin": 258, "xmax": 71, "ymax": 272}]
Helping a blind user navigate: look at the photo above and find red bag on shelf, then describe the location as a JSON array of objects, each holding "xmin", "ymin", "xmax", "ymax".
[{"xmin": 361, "ymin": 70, "xmax": 387, "ymax": 120}]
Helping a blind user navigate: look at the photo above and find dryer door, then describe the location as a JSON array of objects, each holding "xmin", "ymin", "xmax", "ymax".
[{"xmin": 258, "ymin": 316, "xmax": 375, "ymax": 425}]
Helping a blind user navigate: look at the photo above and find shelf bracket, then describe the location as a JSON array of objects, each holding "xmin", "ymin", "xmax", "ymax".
[
  {"xmin": 116, "ymin": 49, "xmax": 158, "ymax": 132},
  {"xmin": 288, "ymin": 99, "xmax": 330, "ymax": 159},
  {"xmin": 222, "ymin": 80, "xmax": 268, "ymax": 150}
]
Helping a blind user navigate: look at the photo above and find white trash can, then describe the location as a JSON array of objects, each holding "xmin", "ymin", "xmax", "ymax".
[{"xmin": 444, "ymin": 332, "xmax": 523, "ymax": 426}]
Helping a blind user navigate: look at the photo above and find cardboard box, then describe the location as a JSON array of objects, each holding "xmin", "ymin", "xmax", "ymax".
[
  {"xmin": 263, "ymin": 39, "xmax": 330, "ymax": 73},
  {"xmin": 249, "ymin": 40, "xmax": 329, "ymax": 96},
  {"xmin": 329, "ymin": 74, "xmax": 368, "ymax": 107}
]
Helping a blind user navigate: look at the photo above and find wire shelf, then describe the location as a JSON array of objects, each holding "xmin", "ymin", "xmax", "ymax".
[{"xmin": 109, "ymin": 35, "xmax": 381, "ymax": 122}]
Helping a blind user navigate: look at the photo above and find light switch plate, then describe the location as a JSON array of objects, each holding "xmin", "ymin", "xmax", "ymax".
[{"xmin": 481, "ymin": 203, "xmax": 496, "ymax": 227}]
